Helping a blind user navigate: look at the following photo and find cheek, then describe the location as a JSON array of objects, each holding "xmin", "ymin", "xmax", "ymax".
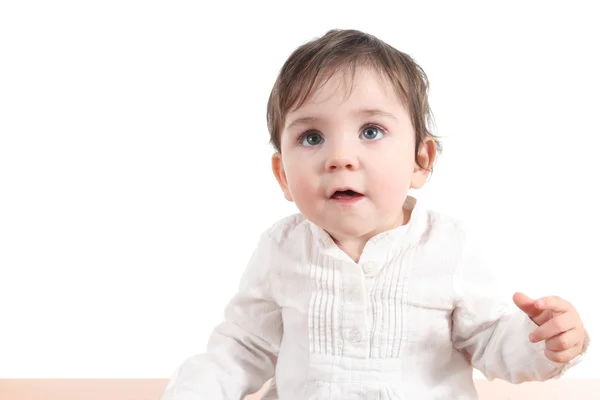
[
  {"xmin": 375, "ymin": 169, "xmax": 411, "ymax": 197},
  {"xmin": 290, "ymin": 176, "xmax": 316, "ymax": 197},
  {"xmin": 288, "ymin": 174, "xmax": 321, "ymax": 216},
  {"xmin": 370, "ymin": 145, "xmax": 414, "ymax": 196},
  {"xmin": 283, "ymin": 156, "xmax": 320, "ymax": 199}
]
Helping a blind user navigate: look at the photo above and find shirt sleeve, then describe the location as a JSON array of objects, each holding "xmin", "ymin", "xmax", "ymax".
[
  {"xmin": 161, "ymin": 232, "xmax": 283, "ymax": 400},
  {"xmin": 450, "ymin": 225, "xmax": 590, "ymax": 383}
]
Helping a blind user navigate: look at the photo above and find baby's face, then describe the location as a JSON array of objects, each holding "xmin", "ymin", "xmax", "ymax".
[{"xmin": 272, "ymin": 67, "xmax": 430, "ymax": 243}]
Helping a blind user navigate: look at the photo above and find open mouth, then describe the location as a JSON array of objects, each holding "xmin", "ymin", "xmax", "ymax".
[{"xmin": 330, "ymin": 189, "xmax": 364, "ymax": 200}]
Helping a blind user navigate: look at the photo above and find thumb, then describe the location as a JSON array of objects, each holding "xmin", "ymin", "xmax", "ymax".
[{"xmin": 513, "ymin": 292, "xmax": 543, "ymax": 318}]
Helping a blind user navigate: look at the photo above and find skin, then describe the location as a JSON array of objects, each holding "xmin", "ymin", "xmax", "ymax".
[
  {"xmin": 271, "ymin": 66, "xmax": 586, "ymax": 364},
  {"xmin": 514, "ymin": 293, "xmax": 586, "ymax": 363}
]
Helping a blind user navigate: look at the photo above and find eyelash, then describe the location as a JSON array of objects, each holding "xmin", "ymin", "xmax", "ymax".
[{"xmin": 296, "ymin": 123, "xmax": 387, "ymax": 144}]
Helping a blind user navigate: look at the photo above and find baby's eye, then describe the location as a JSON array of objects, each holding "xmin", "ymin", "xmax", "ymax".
[
  {"xmin": 360, "ymin": 125, "xmax": 384, "ymax": 140},
  {"xmin": 301, "ymin": 132, "xmax": 324, "ymax": 147}
]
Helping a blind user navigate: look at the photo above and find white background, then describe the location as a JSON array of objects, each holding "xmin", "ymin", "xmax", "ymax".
[{"xmin": 1, "ymin": 0, "xmax": 598, "ymax": 379}]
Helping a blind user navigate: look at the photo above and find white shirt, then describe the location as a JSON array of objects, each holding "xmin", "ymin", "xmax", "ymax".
[{"xmin": 162, "ymin": 197, "xmax": 587, "ymax": 400}]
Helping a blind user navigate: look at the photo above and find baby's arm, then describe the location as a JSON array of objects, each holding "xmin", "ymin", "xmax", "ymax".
[
  {"xmin": 161, "ymin": 233, "xmax": 282, "ymax": 400},
  {"xmin": 450, "ymin": 227, "xmax": 588, "ymax": 383}
]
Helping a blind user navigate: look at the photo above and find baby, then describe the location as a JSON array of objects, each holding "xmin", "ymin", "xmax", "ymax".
[{"xmin": 162, "ymin": 29, "xmax": 588, "ymax": 399}]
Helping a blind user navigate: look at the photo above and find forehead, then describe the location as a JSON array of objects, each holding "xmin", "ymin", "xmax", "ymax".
[
  {"xmin": 311, "ymin": 66, "xmax": 395, "ymax": 105},
  {"xmin": 284, "ymin": 67, "xmax": 405, "ymax": 127}
]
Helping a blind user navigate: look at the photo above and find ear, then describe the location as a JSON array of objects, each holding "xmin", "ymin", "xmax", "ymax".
[
  {"xmin": 411, "ymin": 137, "xmax": 437, "ymax": 189},
  {"xmin": 272, "ymin": 153, "xmax": 294, "ymax": 202}
]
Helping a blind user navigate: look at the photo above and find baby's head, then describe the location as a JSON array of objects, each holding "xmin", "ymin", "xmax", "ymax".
[{"xmin": 268, "ymin": 29, "xmax": 440, "ymax": 245}]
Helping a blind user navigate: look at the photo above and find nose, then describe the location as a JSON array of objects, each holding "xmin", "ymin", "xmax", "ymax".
[
  {"xmin": 325, "ymin": 156, "xmax": 358, "ymax": 171},
  {"xmin": 325, "ymin": 143, "xmax": 359, "ymax": 171}
]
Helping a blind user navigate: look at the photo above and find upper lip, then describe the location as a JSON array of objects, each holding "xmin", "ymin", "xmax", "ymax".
[{"xmin": 329, "ymin": 187, "xmax": 364, "ymax": 198}]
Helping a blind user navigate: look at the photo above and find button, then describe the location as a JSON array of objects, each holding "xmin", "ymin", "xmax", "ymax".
[
  {"xmin": 348, "ymin": 287, "xmax": 361, "ymax": 301},
  {"xmin": 349, "ymin": 329, "xmax": 362, "ymax": 343},
  {"xmin": 362, "ymin": 261, "xmax": 377, "ymax": 275}
]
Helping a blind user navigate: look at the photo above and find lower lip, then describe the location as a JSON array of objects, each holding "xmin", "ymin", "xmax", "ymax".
[{"xmin": 330, "ymin": 195, "xmax": 365, "ymax": 205}]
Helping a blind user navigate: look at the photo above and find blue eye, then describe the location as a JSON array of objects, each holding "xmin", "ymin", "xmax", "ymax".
[
  {"xmin": 360, "ymin": 125, "xmax": 384, "ymax": 140},
  {"xmin": 301, "ymin": 132, "xmax": 324, "ymax": 147}
]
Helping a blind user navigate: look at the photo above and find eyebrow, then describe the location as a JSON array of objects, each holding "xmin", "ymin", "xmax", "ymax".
[{"xmin": 285, "ymin": 108, "xmax": 399, "ymax": 131}]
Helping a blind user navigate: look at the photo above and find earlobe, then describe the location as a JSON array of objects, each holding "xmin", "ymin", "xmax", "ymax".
[
  {"xmin": 271, "ymin": 153, "xmax": 294, "ymax": 202},
  {"xmin": 411, "ymin": 138, "xmax": 437, "ymax": 189}
]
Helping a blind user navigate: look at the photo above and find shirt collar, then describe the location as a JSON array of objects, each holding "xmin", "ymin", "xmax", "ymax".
[{"xmin": 307, "ymin": 195, "xmax": 427, "ymax": 264}]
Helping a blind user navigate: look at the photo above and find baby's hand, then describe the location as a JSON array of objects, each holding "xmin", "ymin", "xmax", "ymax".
[{"xmin": 513, "ymin": 292, "xmax": 585, "ymax": 363}]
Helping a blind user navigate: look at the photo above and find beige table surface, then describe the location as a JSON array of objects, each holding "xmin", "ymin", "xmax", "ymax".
[{"xmin": 0, "ymin": 379, "xmax": 597, "ymax": 400}]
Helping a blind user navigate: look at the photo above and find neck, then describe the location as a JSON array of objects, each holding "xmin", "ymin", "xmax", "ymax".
[
  {"xmin": 332, "ymin": 237, "xmax": 366, "ymax": 263},
  {"xmin": 330, "ymin": 207, "xmax": 411, "ymax": 264}
]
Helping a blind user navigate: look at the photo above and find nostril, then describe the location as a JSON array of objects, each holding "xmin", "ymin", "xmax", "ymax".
[{"xmin": 326, "ymin": 157, "xmax": 357, "ymax": 170}]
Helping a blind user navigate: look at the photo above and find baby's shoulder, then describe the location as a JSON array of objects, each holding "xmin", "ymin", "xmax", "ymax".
[
  {"xmin": 421, "ymin": 208, "xmax": 473, "ymax": 248},
  {"xmin": 423, "ymin": 207, "xmax": 465, "ymax": 233},
  {"xmin": 261, "ymin": 212, "xmax": 311, "ymax": 246}
]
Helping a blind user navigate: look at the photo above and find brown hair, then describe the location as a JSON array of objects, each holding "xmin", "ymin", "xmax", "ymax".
[{"xmin": 266, "ymin": 29, "xmax": 441, "ymax": 169}]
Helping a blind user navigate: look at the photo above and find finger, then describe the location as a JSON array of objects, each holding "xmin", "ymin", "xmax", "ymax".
[
  {"xmin": 529, "ymin": 312, "xmax": 575, "ymax": 343},
  {"xmin": 513, "ymin": 292, "xmax": 544, "ymax": 319},
  {"xmin": 535, "ymin": 296, "xmax": 572, "ymax": 313},
  {"xmin": 531, "ymin": 309, "xmax": 554, "ymax": 327},
  {"xmin": 545, "ymin": 329, "xmax": 581, "ymax": 352},
  {"xmin": 544, "ymin": 346, "xmax": 582, "ymax": 364}
]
